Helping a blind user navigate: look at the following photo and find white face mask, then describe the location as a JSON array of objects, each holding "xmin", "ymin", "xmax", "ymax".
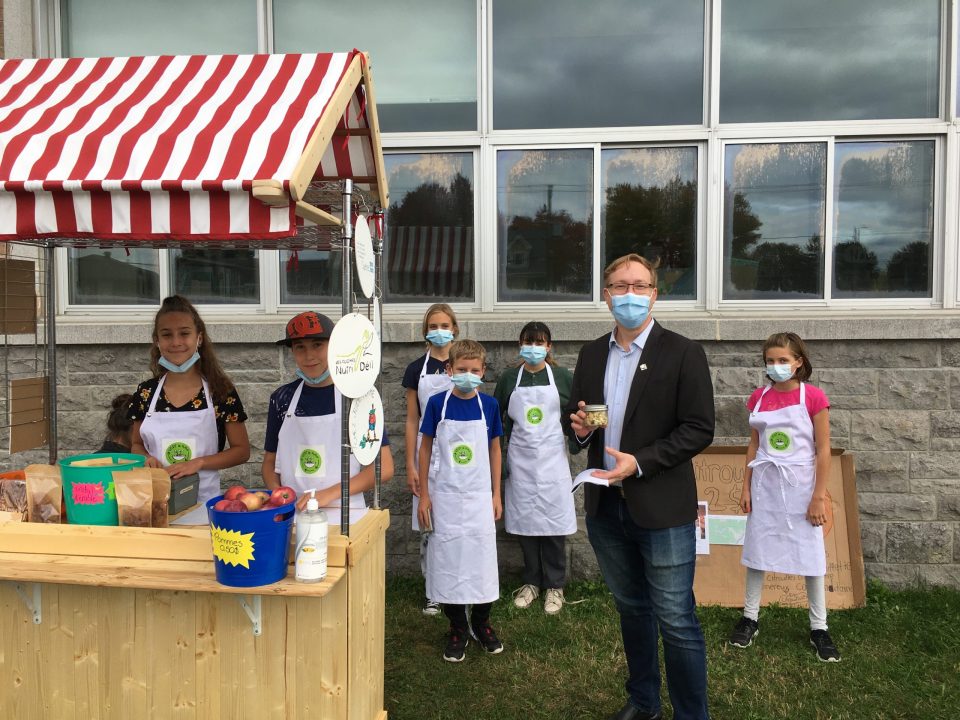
[
  {"xmin": 766, "ymin": 363, "xmax": 794, "ymax": 382},
  {"xmin": 159, "ymin": 342, "xmax": 201, "ymax": 373}
]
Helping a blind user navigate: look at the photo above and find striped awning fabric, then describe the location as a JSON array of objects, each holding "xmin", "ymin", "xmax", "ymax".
[{"xmin": 0, "ymin": 51, "xmax": 379, "ymax": 242}]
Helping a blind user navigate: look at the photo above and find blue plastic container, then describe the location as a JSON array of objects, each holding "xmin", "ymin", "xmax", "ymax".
[{"xmin": 206, "ymin": 495, "xmax": 296, "ymax": 587}]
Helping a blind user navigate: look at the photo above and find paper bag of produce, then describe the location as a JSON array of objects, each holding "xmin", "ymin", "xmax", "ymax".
[
  {"xmin": 25, "ymin": 464, "xmax": 63, "ymax": 523},
  {"xmin": 150, "ymin": 468, "xmax": 171, "ymax": 528},
  {"xmin": 0, "ymin": 479, "xmax": 27, "ymax": 521},
  {"xmin": 114, "ymin": 468, "xmax": 153, "ymax": 527}
]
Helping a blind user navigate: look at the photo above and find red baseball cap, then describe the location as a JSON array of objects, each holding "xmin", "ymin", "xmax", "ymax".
[{"xmin": 277, "ymin": 311, "xmax": 335, "ymax": 346}]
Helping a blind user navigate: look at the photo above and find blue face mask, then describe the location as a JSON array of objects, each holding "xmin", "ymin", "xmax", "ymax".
[
  {"xmin": 159, "ymin": 347, "xmax": 201, "ymax": 374},
  {"xmin": 610, "ymin": 293, "xmax": 651, "ymax": 329},
  {"xmin": 451, "ymin": 372, "xmax": 484, "ymax": 392},
  {"xmin": 766, "ymin": 364, "xmax": 795, "ymax": 383},
  {"xmin": 519, "ymin": 345, "xmax": 548, "ymax": 365},
  {"xmin": 425, "ymin": 329, "xmax": 454, "ymax": 347},
  {"xmin": 297, "ymin": 368, "xmax": 330, "ymax": 385}
]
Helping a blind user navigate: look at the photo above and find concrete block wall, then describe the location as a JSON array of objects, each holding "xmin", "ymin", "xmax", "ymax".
[{"xmin": 3, "ymin": 317, "xmax": 959, "ymax": 589}]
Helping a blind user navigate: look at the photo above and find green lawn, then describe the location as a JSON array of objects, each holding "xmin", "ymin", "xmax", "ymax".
[{"xmin": 384, "ymin": 576, "xmax": 960, "ymax": 720}]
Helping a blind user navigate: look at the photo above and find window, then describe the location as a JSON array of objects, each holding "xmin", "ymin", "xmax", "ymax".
[
  {"xmin": 723, "ymin": 143, "xmax": 826, "ymax": 300},
  {"xmin": 62, "ymin": 0, "xmax": 257, "ymax": 56},
  {"xmin": 720, "ymin": 0, "xmax": 940, "ymax": 122},
  {"xmin": 833, "ymin": 141, "xmax": 935, "ymax": 298},
  {"xmin": 274, "ymin": 0, "xmax": 477, "ymax": 132},
  {"xmin": 497, "ymin": 149, "xmax": 593, "ymax": 302},
  {"xmin": 601, "ymin": 147, "xmax": 698, "ymax": 299},
  {"xmin": 169, "ymin": 249, "xmax": 259, "ymax": 304},
  {"xmin": 384, "ymin": 152, "xmax": 475, "ymax": 302},
  {"xmin": 279, "ymin": 249, "xmax": 342, "ymax": 305},
  {"xmin": 68, "ymin": 248, "xmax": 159, "ymax": 305},
  {"xmin": 493, "ymin": 0, "xmax": 704, "ymax": 129}
]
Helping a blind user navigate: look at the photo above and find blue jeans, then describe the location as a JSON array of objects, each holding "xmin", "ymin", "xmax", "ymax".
[{"xmin": 587, "ymin": 493, "xmax": 709, "ymax": 720}]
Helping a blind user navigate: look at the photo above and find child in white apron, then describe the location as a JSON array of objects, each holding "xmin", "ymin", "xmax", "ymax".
[
  {"xmin": 493, "ymin": 321, "xmax": 576, "ymax": 615},
  {"xmin": 129, "ymin": 295, "xmax": 250, "ymax": 526},
  {"xmin": 417, "ymin": 339, "xmax": 503, "ymax": 662},
  {"xmin": 262, "ymin": 311, "xmax": 394, "ymax": 525},
  {"xmin": 728, "ymin": 332, "xmax": 841, "ymax": 662},
  {"xmin": 401, "ymin": 303, "xmax": 457, "ymax": 615}
]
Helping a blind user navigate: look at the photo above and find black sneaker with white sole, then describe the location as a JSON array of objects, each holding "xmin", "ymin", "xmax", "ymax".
[
  {"xmin": 443, "ymin": 627, "xmax": 468, "ymax": 662},
  {"xmin": 728, "ymin": 617, "xmax": 759, "ymax": 648},
  {"xmin": 470, "ymin": 622, "xmax": 504, "ymax": 654},
  {"xmin": 810, "ymin": 629, "xmax": 841, "ymax": 662},
  {"xmin": 422, "ymin": 598, "xmax": 441, "ymax": 616}
]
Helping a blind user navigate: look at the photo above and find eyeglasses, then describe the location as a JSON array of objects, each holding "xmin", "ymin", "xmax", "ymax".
[{"xmin": 605, "ymin": 282, "xmax": 655, "ymax": 295}]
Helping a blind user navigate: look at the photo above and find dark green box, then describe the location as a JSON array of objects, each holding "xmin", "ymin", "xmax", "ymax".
[{"xmin": 169, "ymin": 473, "xmax": 200, "ymax": 515}]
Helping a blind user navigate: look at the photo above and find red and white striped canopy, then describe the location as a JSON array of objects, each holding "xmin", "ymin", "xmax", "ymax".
[{"xmin": 0, "ymin": 51, "xmax": 383, "ymax": 242}]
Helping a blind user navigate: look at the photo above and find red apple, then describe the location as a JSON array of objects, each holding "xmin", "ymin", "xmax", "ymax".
[
  {"xmin": 253, "ymin": 491, "xmax": 271, "ymax": 505},
  {"xmin": 223, "ymin": 485, "xmax": 247, "ymax": 501},
  {"xmin": 226, "ymin": 499, "xmax": 247, "ymax": 512},
  {"xmin": 239, "ymin": 493, "xmax": 264, "ymax": 511},
  {"xmin": 213, "ymin": 499, "xmax": 232, "ymax": 512},
  {"xmin": 270, "ymin": 486, "xmax": 297, "ymax": 506}
]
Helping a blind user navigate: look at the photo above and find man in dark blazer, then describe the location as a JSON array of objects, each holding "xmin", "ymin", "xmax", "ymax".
[{"xmin": 566, "ymin": 253, "xmax": 715, "ymax": 720}]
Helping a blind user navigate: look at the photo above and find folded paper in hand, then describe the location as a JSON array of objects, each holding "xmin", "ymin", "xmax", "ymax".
[{"xmin": 571, "ymin": 469, "xmax": 610, "ymax": 493}]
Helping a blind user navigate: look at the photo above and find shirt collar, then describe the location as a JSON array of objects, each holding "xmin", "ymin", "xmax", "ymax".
[{"xmin": 608, "ymin": 318, "xmax": 655, "ymax": 352}]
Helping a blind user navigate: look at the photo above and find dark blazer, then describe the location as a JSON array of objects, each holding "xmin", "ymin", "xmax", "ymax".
[{"xmin": 565, "ymin": 320, "xmax": 715, "ymax": 529}]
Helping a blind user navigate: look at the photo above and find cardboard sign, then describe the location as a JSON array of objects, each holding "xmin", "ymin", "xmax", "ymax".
[{"xmin": 692, "ymin": 446, "xmax": 866, "ymax": 609}]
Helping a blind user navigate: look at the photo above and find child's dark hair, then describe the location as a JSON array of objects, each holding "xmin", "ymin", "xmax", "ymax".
[
  {"xmin": 105, "ymin": 393, "xmax": 134, "ymax": 445},
  {"xmin": 518, "ymin": 321, "xmax": 556, "ymax": 366},
  {"xmin": 149, "ymin": 295, "xmax": 236, "ymax": 404},
  {"xmin": 762, "ymin": 332, "xmax": 813, "ymax": 382}
]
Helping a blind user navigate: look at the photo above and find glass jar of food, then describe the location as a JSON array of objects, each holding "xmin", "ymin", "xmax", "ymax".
[{"xmin": 582, "ymin": 404, "xmax": 609, "ymax": 429}]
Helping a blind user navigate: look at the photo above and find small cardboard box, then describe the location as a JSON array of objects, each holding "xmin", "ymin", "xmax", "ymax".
[
  {"xmin": 169, "ymin": 473, "xmax": 200, "ymax": 515},
  {"xmin": 692, "ymin": 446, "xmax": 866, "ymax": 609}
]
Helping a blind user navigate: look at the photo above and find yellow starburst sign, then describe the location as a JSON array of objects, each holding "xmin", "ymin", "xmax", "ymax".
[{"xmin": 211, "ymin": 525, "xmax": 256, "ymax": 568}]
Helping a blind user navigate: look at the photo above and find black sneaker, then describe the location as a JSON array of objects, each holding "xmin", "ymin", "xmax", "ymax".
[
  {"xmin": 443, "ymin": 627, "xmax": 468, "ymax": 662},
  {"xmin": 470, "ymin": 622, "xmax": 504, "ymax": 654},
  {"xmin": 422, "ymin": 598, "xmax": 441, "ymax": 616},
  {"xmin": 728, "ymin": 617, "xmax": 759, "ymax": 648},
  {"xmin": 810, "ymin": 629, "xmax": 841, "ymax": 662}
]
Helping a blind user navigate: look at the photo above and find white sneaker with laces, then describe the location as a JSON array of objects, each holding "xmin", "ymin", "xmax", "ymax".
[
  {"xmin": 544, "ymin": 588, "xmax": 564, "ymax": 615},
  {"xmin": 513, "ymin": 584, "xmax": 539, "ymax": 609}
]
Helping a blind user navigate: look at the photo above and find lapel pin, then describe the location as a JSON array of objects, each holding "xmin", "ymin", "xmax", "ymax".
[{"xmin": 640, "ymin": 364, "xmax": 647, "ymax": 371}]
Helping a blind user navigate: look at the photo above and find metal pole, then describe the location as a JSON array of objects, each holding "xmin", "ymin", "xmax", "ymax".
[
  {"xmin": 340, "ymin": 180, "xmax": 353, "ymax": 536},
  {"xmin": 45, "ymin": 243, "xmax": 58, "ymax": 464},
  {"xmin": 371, "ymin": 215, "xmax": 383, "ymax": 510}
]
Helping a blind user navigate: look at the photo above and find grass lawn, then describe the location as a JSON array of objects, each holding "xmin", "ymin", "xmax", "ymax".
[{"xmin": 384, "ymin": 576, "xmax": 960, "ymax": 720}]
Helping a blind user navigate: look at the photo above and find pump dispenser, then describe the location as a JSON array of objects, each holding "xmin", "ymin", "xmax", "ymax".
[{"xmin": 294, "ymin": 496, "xmax": 328, "ymax": 582}]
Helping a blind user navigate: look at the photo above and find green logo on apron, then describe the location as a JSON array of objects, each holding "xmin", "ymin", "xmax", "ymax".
[
  {"xmin": 165, "ymin": 441, "xmax": 192, "ymax": 464},
  {"xmin": 768, "ymin": 431, "xmax": 791, "ymax": 452},
  {"xmin": 452, "ymin": 444, "xmax": 474, "ymax": 466},
  {"xmin": 299, "ymin": 448, "xmax": 322, "ymax": 474},
  {"xmin": 526, "ymin": 407, "xmax": 544, "ymax": 425}
]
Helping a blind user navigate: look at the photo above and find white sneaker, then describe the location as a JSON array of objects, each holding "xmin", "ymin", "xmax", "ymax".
[
  {"xmin": 512, "ymin": 584, "xmax": 539, "ymax": 609},
  {"xmin": 544, "ymin": 588, "xmax": 564, "ymax": 615}
]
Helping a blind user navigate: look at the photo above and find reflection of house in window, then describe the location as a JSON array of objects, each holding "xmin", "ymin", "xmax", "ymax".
[
  {"xmin": 508, "ymin": 235, "xmax": 531, "ymax": 269},
  {"xmin": 75, "ymin": 252, "xmax": 158, "ymax": 303},
  {"xmin": 174, "ymin": 250, "xmax": 258, "ymax": 301}
]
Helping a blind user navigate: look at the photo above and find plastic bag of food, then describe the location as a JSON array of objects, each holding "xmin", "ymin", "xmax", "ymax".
[
  {"xmin": 25, "ymin": 464, "xmax": 63, "ymax": 523},
  {"xmin": 114, "ymin": 468, "xmax": 153, "ymax": 527},
  {"xmin": 150, "ymin": 468, "xmax": 171, "ymax": 528}
]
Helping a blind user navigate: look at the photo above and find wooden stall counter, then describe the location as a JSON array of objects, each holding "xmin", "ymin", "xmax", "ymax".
[{"xmin": 0, "ymin": 510, "xmax": 389, "ymax": 720}]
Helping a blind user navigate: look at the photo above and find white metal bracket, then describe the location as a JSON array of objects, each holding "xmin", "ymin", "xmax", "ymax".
[
  {"xmin": 11, "ymin": 582, "xmax": 42, "ymax": 624},
  {"xmin": 238, "ymin": 595, "xmax": 262, "ymax": 636}
]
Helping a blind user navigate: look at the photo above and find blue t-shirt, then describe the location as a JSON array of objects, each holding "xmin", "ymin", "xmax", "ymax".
[
  {"xmin": 419, "ymin": 391, "xmax": 503, "ymax": 443},
  {"xmin": 264, "ymin": 380, "xmax": 390, "ymax": 453},
  {"xmin": 401, "ymin": 354, "xmax": 449, "ymax": 415}
]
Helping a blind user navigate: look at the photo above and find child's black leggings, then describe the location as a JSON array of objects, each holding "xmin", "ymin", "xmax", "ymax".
[{"xmin": 443, "ymin": 602, "xmax": 492, "ymax": 631}]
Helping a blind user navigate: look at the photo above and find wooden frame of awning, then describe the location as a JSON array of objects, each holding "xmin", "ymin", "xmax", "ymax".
[{"xmin": 251, "ymin": 52, "xmax": 389, "ymax": 227}]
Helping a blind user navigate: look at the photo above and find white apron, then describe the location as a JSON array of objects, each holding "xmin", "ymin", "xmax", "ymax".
[
  {"xmin": 425, "ymin": 391, "xmax": 500, "ymax": 604},
  {"xmin": 275, "ymin": 381, "xmax": 366, "ymax": 527},
  {"xmin": 505, "ymin": 364, "xmax": 577, "ymax": 536},
  {"xmin": 411, "ymin": 352, "xmax": 453, "ymax": 531},
  {"xmin": 741, "ymin": 383, "xmax": 826, "ymax": 576},
  {"xmin": 139, "ymin": 375, "xmax": 219, "ymax": 526}
]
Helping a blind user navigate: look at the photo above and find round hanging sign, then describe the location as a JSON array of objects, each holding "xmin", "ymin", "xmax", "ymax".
[
  {"xmin": 354, "ymin": 214, "xmax": 376, "ymax": 299},
  {"xmin": 328, "ymin": 312, "xmax": 381, "ymax": 398},
  {"xmin": 348, "ymin": 386, "xmax": 384, "ymax": 466}
]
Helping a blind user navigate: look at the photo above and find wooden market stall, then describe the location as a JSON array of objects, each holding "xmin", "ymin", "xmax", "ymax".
[{"xmin": 0, "ymin": 50, "xmax": 390, "ymax": 719}]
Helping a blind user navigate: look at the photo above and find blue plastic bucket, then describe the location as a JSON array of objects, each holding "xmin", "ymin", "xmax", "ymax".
[
  {"xmin": 206, "ymin": 495, "xmax": 296, "ymax": 587},
  {"xmin": 58, "ymin": 453, "xmax": 147, "ymax": 525}
]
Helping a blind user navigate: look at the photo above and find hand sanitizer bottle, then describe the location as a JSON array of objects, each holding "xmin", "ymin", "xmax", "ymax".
[{"xmin": 295, "ymin": 497, "xmax": 327, "ymax": 583}]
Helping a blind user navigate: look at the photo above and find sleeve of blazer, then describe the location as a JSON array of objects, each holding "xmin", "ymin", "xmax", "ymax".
[
  {"xmin": 634, "ymin": 338, "xmax": 715, "ymax": 477},
  {"xmin": 563, "ymin": 342, "xmax": 592, "ymax": 455}
]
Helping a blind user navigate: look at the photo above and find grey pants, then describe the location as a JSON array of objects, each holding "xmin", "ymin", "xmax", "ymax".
[{"xmin": 518, "ymin": 534, "xmax": 567, "ymax": 589}]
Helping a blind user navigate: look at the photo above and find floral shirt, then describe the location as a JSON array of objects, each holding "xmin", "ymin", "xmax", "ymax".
[{"xmin": 129, "ymin": 376, "xmax": 247, "ymax": 452}]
